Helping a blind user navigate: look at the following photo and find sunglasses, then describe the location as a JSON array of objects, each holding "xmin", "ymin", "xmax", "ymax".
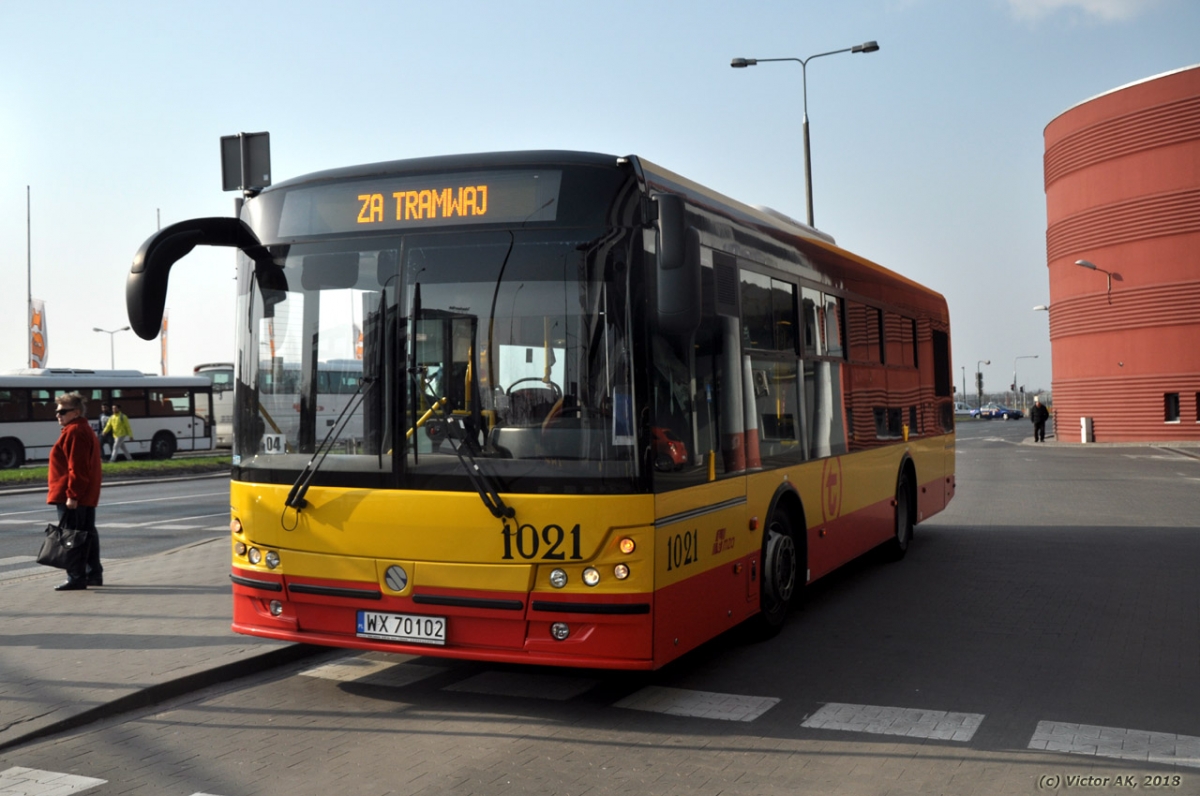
[{"xmin": 55, "ymin": 408, "xmax": 76, "ymax": 416}]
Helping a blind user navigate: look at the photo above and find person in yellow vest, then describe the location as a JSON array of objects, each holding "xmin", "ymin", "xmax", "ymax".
[{"xmin": 102, "ymin": 404, "xmax": 133, "ymax": 462}]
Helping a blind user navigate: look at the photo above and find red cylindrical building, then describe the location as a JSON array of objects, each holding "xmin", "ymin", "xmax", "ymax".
[{"xmin": 1044, "ymin": 64, "xmax": 1200, "ymax": 442}]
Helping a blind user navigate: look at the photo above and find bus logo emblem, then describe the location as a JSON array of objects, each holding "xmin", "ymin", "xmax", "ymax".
[
  {"xmin": 385, "ymin": 565, "xmax": 409, "ymax": 592},
  {"xmin": 821, "ymin": 457, "xmax": 844, "ymax": 522}
]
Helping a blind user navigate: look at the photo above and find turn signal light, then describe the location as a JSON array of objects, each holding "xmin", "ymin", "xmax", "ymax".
[
  {"xmin": 230, "ymin": 518, "xmax": 243, "ymax": 534},
  {"xmin": 618, "ymin": 537, "xmax": 635, "ymax": 554}
]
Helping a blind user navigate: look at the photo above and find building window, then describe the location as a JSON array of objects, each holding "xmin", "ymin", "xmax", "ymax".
[{"xmin": 1165, "ymin": 392, "xmax": 1180, "ymax": 423}]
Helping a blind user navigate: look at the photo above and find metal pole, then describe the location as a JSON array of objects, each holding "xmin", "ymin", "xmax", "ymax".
[
  {"xmin": 801, "ymin": 62, "xmax": 814, "ymax": 227},
  {"xmin": 27, "ymin": 186, "xmax": 31, "ymax": 367}
]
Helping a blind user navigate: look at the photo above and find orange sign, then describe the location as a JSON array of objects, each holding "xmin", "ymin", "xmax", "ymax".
[{"xmin": 29, "ymin": 299, "xmax": 47, "ymax": 368}]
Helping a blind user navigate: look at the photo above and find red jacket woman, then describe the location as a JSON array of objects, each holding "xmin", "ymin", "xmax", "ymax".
[{"xmin": 47, "ymin": 392, "xmax": 103, "ymax": 590}]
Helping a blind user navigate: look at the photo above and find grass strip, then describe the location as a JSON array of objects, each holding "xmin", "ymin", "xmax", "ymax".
[{"xmin": 0, "ymin": 456, "xmax": 232, "ymax": 487}]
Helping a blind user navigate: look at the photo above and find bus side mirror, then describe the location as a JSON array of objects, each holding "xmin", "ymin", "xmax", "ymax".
[
  {"xmin": 127, "ymin": 218, "xmax": 261, "ymax": 339},
  {"xmin": 654, "ymin": 193, "xmax": 701, "ymax": 336}
]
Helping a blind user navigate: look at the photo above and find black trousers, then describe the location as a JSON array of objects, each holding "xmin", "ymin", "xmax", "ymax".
[
  {"xmin": 1033, "ymin": 422, "xmax": 1046, "ymax": 442},
  {"xmin": 55, "ymin": 504, "xmax": 102, "ymax": 581}
]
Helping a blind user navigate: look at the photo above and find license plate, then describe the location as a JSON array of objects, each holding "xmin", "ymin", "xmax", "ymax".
[{"xmin": 356, "ymin": 610, "xmax": 446, "ymax": 646}]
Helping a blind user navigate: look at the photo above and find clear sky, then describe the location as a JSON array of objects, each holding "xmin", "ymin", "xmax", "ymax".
[{"xmin": 2, "ymin": 0, "xmax": 1196, "ymax": 396}]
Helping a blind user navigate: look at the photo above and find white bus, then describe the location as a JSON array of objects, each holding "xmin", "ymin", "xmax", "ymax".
[
  {"xmin": 0, "ymin": 369, "xmax": 214, "ymax": 469},
  {"xmin": 194, "ymin": 362, "xmax": 234, "ymax": 447}
]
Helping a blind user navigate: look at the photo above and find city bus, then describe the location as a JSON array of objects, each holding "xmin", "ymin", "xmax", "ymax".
[
  {"xmin": 194, "ymin": 362, "xmax": 234, "ymax": 447},
  {"xmin": 125, "ymin": 149, "xmax": 955, "ymax": 670},
  {"xmin": 0, "ymin": 369, "xmax": 214, "ymax": 468}
]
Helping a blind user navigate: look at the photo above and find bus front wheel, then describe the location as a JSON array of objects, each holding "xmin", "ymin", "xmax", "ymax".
[
  {"xmin": 150, "ymin": 432, "xmax": 177, "ymax": 460},
  {"xmin": 0, "ymin": 439, "xmax": 24, "ymax": 470},
  {"xmin": 749, "ymin": 511, "xmax": 798, "ymax": 638}
]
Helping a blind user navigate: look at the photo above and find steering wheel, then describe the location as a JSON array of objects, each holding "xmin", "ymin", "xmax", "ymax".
[{"xmin": 505, "ymin": 377, "xmax": 563, "ymax": 400}]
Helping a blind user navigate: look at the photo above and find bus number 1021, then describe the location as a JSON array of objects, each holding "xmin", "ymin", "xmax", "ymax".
[
  {"xmin": 501, "ymin": 523, "xmax": 582, "ymax": 561},
  {"xmin": 666, "ymin": 529, "xmax": 700, "ymax": 571}
]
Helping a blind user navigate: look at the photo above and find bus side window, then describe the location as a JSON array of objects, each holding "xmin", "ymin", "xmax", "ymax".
[
  {"xmin": 0, "ymin": 390, "xmax": 28, "ymax": 422},
  {"xmin": 30, "ymin": 390, "xmax": 55, "ymax": 421}
]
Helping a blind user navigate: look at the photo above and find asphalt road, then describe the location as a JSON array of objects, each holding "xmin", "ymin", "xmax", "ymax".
[
  {"xmin": 0, "ymin": 475, "xmax": 230, "ymax": 583},
  {"xmin": 3, "ymin": 423, "xmax": 1199, "ymax": 795}
]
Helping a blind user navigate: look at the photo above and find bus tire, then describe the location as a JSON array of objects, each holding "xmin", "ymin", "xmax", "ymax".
[
  {"xmin": 150, "ymin": 431, "xmax": 177, "ymax": 460},
  {"xmin": 0, "ymin": 438, "xmax": 24, "ymax": 470},
  {"xmin": 885, "ymin": 467, "xmax": 914, "ymax": 561},
  {"xmin": 749, "ymin": 510, "xmax": 799, "ymax": 639}
]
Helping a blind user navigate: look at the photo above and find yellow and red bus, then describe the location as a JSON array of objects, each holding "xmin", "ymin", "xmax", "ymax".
[{"xmin": 126, "ymin": 149, "xmax": 954, "ymax": 670}]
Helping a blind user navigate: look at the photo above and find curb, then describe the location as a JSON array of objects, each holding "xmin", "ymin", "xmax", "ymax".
[
  {"xmin": 0, "ymin": 469, "xmax": 229, "ymax": 496},
  {"xmin": 0, "ymin": 643, "xmax": 325, "ymax": 753}
]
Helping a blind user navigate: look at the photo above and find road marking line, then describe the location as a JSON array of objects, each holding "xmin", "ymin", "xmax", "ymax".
[
  {"xmin": 300, "ymin": 654, "xmax": 444, "ymax": 687},
  {"xmin": 614, "ymin": 685, "xmax": 779, "ymax": 722},
  {"xmin": 445, "ymin": 671, "xmax": 597, "ymax": 701},
  {"xmin": 0, "ymin": 766, "xmax": 106, "ymax": 793},
  {"xmin": 802, "ymin": 702, "xmax": 984, "ymax": 742},
  {"xmin": 1029, "ymin": 721, "xmax": 1200, "ymax": 767},
  {"xmin": 0, "ymin": 556, "xmax": 36, "ymax": 566}
]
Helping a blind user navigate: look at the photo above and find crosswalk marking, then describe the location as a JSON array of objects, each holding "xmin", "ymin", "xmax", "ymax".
[
  {"xmin": 0, "ymin": 556, "xmax": 36, "ymax": 567},
  {"xmin": 444, "ymin": 671, "xmax": 597, "ymax": 701},
  {"xmin": 614, "ymin": 686, "xmax": 779, "ymax": 722},
  {"xmin": 802, "ymin": 702, "xmax": 984, "ymax": 742},
  {"xmin": 1029, "ymin": 721, "xmax": 1200, "ymax": 767},
  {"xmin": 0, "ymin": 767, "xmax": 106, "ymax": 794}
]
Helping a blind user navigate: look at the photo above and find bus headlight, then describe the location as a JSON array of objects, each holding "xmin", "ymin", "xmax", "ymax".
[
  {"xmin": 248, "ymin": 547, "xmax": 262, "ymax": 565},
  {"xmin": 234, "ymin": 542, "xmax": 247, "ymax": 556},
  {"xmin": 613, "ymin": 564, "xmax": 630, "ymax": 580},
  {"xmin": 549, "ymin": 569, "xmax": 568, "ymax": 589},
  {"xmin": 582, "ymin": 567, "xmax": 600, "ymax": 587},
  {"xmin": 265, "ymin": 551, "xmax": 280, "ymax": 569},
  {"xmin": 550, "ymin": 622, "xmax": 570, "ymax": 640}
]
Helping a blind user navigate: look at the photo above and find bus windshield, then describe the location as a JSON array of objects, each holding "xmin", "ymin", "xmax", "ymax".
[{"xmin": 234, "ymin": 227, "xmax": 639, "ymax": 492}]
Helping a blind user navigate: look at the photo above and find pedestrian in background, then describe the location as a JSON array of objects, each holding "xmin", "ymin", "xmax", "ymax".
[
  {"xmin": 97, "ymin": 402, "xmax": 113, "ymax": 458},
  {"xmin": 1031, "ymin": 395, "xmax": 1051, "ymax": 443},
  {"xmin": 48, "ymin": 391, "xmax": 103, "ymax": 590},
  {"xmin": 103, "ymin": 404, "xmax": 133, "ymax": 462}
]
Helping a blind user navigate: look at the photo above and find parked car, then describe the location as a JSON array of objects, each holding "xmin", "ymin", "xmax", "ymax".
[
  {"xmin": 954, "ymin": 402, "xmax": 973, "ymax": 416},
  {"xmin": 972, "ymin": 402, "xmax": 1024, "ymax": 420}
]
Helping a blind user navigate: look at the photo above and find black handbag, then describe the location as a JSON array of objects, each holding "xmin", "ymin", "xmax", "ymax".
[{"xmin": 37, "ymin": 514, "xmax": 90, "ymax": 570}]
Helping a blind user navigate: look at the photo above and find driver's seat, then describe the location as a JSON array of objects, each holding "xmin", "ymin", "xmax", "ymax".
[{"xmin": 507, "ymin": 388, "xmax": 558, "ymax": 426}]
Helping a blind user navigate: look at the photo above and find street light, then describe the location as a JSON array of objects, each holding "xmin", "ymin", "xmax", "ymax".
[
  {"xmin": 976, "ymin": 359, "xmax": 990, "ymax": 409},
  {"xmin": 1074, "ymin": 259, "xmax": 1112, "ymax": 303},
  {"xmin": 1032, "ymin": 305, "xmax": 1050, "ymax": 311},
  {"xmin": 93, "ymin": 326, "xmax": 131, "ymax": 369},
  {"xmin": 731, "ymin": 40, "xmax": 880, "ymax": 227},
  {"xmin": 1013, "ymin": 355, "xmax": 1038, "ymax": 411}
]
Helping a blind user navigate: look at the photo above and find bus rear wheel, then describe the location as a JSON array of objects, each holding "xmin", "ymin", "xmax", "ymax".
[
  {"xmin": 749, "ymin": 511, "xmax": 798, "ymax": 638},
  {"xmin": 0, "ymin": 439, "xmax": 24, "ymax": 470},
  {"xmin": 885, "ymin": 469, "xmax": 913, "ymax": 561},
  {"xmin": 150, "ymin": 431, "xmax": 177, "ymax": 460}
]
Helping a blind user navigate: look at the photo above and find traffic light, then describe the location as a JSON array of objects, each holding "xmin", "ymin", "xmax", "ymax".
[{"xmin": 975, "ymin": 372, "xmax": 983, "ymax": 391}]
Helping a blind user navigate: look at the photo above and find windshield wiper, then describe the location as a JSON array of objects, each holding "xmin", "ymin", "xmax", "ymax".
[
  {"xmin": 284, "ymin": 375, "xmax": 375, "ymax": 512},
  {"xmin": 443, "ymin": 416, "xmax": 515, "ymax": 520}
]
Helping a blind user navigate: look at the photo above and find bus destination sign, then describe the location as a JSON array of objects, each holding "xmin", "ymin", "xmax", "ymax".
[{"xmin": 278, "ymin": 170, "xmax": 562, "ymax": 237}]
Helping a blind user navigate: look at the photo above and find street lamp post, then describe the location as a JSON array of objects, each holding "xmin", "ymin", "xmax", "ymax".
[
  {"xmin": 976, "ymin": 359, "xmax": 990, "ymax": 409},
  {"xmin": 93, "ymin": 326, "xmax": 131, "ymax": 369},
  {"xmin": 731, "ymin": 40, "xmax": 879, "ymax": 228},
  {"xmin": 1013, "ymin": 355, "xmax": 1038, "ymax": 411},
  {"xmin": 1075, "ymin": 259, "xmax": 1113, "ymax": 303}
]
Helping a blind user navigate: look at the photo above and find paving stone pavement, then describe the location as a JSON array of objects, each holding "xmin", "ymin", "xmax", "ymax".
[{"xmin": 0, "ymin": 537, "xmax": 314, "ymax": 751}]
